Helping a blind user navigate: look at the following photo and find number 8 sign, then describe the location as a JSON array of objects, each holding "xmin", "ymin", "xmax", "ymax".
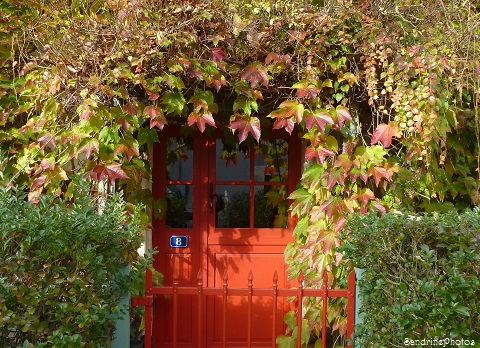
[{"xmin": 169, "ymin": 235, "xmax": 189, "ymax": 248}]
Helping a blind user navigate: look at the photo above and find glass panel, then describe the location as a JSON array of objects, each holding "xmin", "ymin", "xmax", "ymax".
[
  {"xmin": 215, "ymin": 185, "xmax": 250, "ymax": 228},
  {"xmin": 254, "ymin": 185, "xmax": 288, "ymax": 228},
  {"xmin": 167, "ymin": 138, "xmax": 193, "ymax": 181},
  {"xmin": 166, "ymin": 184, "xmax": 193, "ymax": 228},
  {"xmin": 216, "ymin": 139, "xmax": 250, "ymax": 181},
  {"xmin": 254, "ymin": 139, "xmax": 289, "ymax": 182}
]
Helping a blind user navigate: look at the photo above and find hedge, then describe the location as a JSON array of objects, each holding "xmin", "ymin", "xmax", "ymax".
[
  {"xmin": 0, "ymin": 179, "xmax": 143, "ymax": 347},
  {"xmin": 339, "ymin": 210, "xmax": 480, "ymax": 347}
]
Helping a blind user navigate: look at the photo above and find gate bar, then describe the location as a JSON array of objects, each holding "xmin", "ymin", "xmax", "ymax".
[
  {"xmin": 296, "ymin": 272, "xmax": 304, "ymax": 348},
  {"xmin": 272, "ymin": 271, "xmax": 278, "ymax": 348}
]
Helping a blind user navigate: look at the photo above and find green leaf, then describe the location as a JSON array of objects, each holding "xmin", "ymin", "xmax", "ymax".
[
  {"xmin": 138, "ymin": 128, "xmax": 159, "ymax": 147},
  {"xmin": 454, "ymin": 306, "xmax": 470, "ymax": 317},
  {"xmin": 276, "ymin": 335, "xmax": 295, "ymax": 348},
  {"xmin": 161, "ymin": 91, "xmax": 186, "ymax": 116}
]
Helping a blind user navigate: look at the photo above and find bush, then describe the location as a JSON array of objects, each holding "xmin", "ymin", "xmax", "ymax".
[
  {"xmin": 0, "ymin": 179, "xmax": 144, "ymax": 347},
  {"xmin": 339, "ymin": 210, "xmax": 480, "ymax": 347}
]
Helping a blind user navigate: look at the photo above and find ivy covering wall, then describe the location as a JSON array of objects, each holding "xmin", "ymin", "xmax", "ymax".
[{"xmin": 1, "ymin": 0, "xmax": 479, "ymax": 344}]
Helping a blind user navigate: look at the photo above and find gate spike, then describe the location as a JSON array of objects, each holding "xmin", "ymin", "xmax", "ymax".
[
  {"xmin": 197, "ymin": 269, "xmax": 203, "ymax": 280},
  {"xmin": 248, "ymin": 270, "xmax": 253, "ymax": 282},
  {"xmin": 223, "ymin": 270, "xmax": 228, "ymax": 282},
  {"xmin": 273, "ymin": 270, "xmax": 278, "ymax": 282}
]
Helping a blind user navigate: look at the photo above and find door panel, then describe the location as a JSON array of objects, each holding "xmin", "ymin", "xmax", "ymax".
[
  {"xmin": 153, "ymin": 128, "xmax": 300, "ymax": 347},
  {"xmin": 208, "ymin": 247, "xmax": 289, "ymax": 347}
]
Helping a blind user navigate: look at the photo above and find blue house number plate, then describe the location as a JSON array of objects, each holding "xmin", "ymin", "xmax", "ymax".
[{"xmin": 170, "ymin": 235, "xmax": 188, "ymax": 248}]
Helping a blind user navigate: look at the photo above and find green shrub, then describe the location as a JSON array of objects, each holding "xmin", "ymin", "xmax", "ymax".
[
  {"xmin": 339, "ymin": 210, "xmax": 480, "ymax": 347},
  {"xmin": 0, "ymin": 179, "xmax": 144, "ymax": 347}
]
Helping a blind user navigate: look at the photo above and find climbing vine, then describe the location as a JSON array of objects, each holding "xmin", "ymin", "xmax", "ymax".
[{"xmin": 1, "ymin": 0, "xmax": 479, "ymax": 345}]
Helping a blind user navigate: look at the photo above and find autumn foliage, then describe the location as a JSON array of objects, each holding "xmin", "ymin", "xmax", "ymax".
[{"xmin": 1, "ymin": 0, "xmax": 479, "ymax": 344}]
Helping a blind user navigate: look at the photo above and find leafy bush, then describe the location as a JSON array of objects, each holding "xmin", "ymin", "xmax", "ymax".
[
  {"xmin": 339, "ymin": 210, "xmax": 480, "ymax": 347},
  {"xmin": 0, "ymin": 179, "xmax": 144, "ymax": 347}
]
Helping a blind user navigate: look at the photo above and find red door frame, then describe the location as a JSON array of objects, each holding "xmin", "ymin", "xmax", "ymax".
[{"xmin": 151, "ymin": 125, "xmax": 302, "ymax": 347}]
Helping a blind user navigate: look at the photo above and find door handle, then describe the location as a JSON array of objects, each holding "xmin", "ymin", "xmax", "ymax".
[{"xmin": 209, "ymin": 183, "xmax": 214, "ymax": 213}]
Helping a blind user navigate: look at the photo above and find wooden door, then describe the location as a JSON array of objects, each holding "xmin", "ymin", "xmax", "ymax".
[{"xmin": 152, "ymin": 127, "xmax": 300, "ymax": 347}]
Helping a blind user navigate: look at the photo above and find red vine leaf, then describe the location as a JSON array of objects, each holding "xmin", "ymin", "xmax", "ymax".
[
  {"xmin": 371, "ymin": 123, "xmax": 402, "ymax": 148},
  {"xmin": 78, "ymin": 138, "xmax": 99, "ymax": 159},
  {"xmin": 37, "ymin": 134, "xmax": 56, "ymax": 148},
  {"xmin": 124, "ymin": 102, "xmax": 138, "ymax": 116},
  {"xmin": 144, "ymin": 105, "xmax": 168, "ymax": 130},
  {"xmin": 211, "ymin": 48, "xmax": 225, "ymax": 63},
  {"xmin": 229, "ymin": 116, "xmax": 261, "ymax": 143},
  {"xmin": 305, "ymin": 146, "xmax": 335, "ymax": 165},
  {"xmin": 305, "ymin": 110, "xmax": 334, "ymax": 131},
  {"xmin": 273, "ymin": 117, "xmax": 295, "ymax": 135},
  {"xmin": 321, "ymin": 167, "xmax": 344, "ymax": 190},
  {"xmin": 114, "ymin": 140, "xmax": 140, "ymax": 161},
  {"xmin": 241, "ymin": 64, "xmax": 269, "ymax": 88},
  {"xmin": 334, "ymin": 154, "xmax": 353, "ymax": 174},
  {"xmin": 187, "ymin": 112, "xmax": 216, "ymax": 133},
  {"xmin": 31, "ymin": 175, "xmax": 47, "ymax": 191},
  {"xmin": 335, "ymin": 106, "xmax": 352, "ymax": 128},
  {"xmin": 91, "ymin": 163, "xmax": 130, "ymax": 185},
  {"xmin": 40, "ymin": 158, "xmax": 55, "ymax": 172},
  {"xmin": 368, "ymin": 166, "xmax": 393, "ymax": 186},
  {"xmin": 352, "ymin": 188, "xmax": 375, "ymax": 211}
]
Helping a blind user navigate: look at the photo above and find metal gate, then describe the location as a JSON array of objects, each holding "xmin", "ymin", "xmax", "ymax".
[{"xmin": 132, "ymin": 269, "xmax": 356, "ymax": 348}]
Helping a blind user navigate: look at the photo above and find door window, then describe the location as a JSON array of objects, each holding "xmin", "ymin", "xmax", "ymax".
[
  {"xmin": 214, "ymin": 138, "xmax": 290, "ymax": 229},
  {"xmin": 165, "ymin": 137, "xmax": 194, "ymax": 228}
]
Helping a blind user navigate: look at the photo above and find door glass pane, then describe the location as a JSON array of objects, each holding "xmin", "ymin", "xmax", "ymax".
[
  {"xmin": 215, "ymin": 185, "xmax": 250, "ymax": 228},
  {"xmin": 166, "ymin": 184, "xmax": 193, "ymax": 228},
  {"xmin": 167, "ymin": 138, "xmax": 193, "ymax": 181},
  {"xmin": 216, "ymin": 139, "xmax": 250, "ymax": 181},
  {"xmin": 254, "ymin": 139, "xmax": 289, "ymax": 182},
  {"xmin": 254, "ymin": 185, "xmax": 288, "ymax": 228}
]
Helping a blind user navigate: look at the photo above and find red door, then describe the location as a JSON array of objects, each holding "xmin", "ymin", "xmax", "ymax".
[{"xmin": 152, "ymin": 127, "xmax": 301, "ymax": 347}]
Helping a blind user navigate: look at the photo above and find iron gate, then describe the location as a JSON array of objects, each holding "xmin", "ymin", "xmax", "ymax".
[{"xmin": 132, "ymin": 269, "xmax": 356, "ymax": 348}]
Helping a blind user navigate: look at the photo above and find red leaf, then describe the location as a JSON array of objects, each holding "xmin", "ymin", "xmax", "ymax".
[
  {"xmin": 370, "ymin": 200, "xmax": 387, "ymax": 214},
  {"xmin": 368, "ymin": 166, "xmax": 392, "ymax": 187},
  {"xmin": 278, "ymin": 100, "xmax": 304, "ymax": 123},
  {"xmin": 78, "ymin": 138, "xmax": 99, "ymax": 159},
  {"xmin": 31, "ymin": 175, "xmax": 47, "ymax": 191},
  {"xmin": 146, "ymin": 90, "xmax": 160, "ymax": 101},
  {"xmin": 28, "ymin": 189, "xmax": 41, "ymax": 203},
  {"xmin": 40, "ymin": 158, "xmax": 55, "ymax": 172},
  {"xmin": 211, "ymin": 48, "xmax": 225, "ymax": 63},
  {"xmin": 305, "ymin": 110, "xmax": 334, "ymax": 131},
  {"xmin": 187, "ymin": 112, "xmax": 216, "ymax": 132},
  {"xmin": 212, "ymin": 78, "xmax": 228, "ymax": 92},
  {"xmin": 124, "ymin": 102, "xmax": 138, "ymax": 116},
  {"xmin": 305, "ymin": 146, "xmax": 335, "ymax": 165},
  {"xmin": 352, "ymin": 188, "xmax": 375, "ymax": 207},
  {"xmin": 229, "ymin": 116, "xmax": 261, "ymax": 143},
  {"xmin": 241, "ymin": 64, "xmax": 269, "ymax": 88},
  {"xmin": 335, "ymin": 106, "xmax": 352, "ymax": 128},
  {"xmin": 91, "ymin": 163, "xmax": 130, "ymax": 185},
  {"xmin": 273, "ymin": 117, "xmax": 295, "ymax": 135},
  {"xmin": 37, "ymin": 134, "xmax": 56, "ymax": 148},
  {"xmin": 144, "ymin": 105, "xmax": 168, "ymax": 130},
  {"xmin": 114, "ymin": 140, "xmax": 140, "ymax": 161},
  {"xmin": 144, "ymin": 105, "xmax": 161, "ymax": 118},
  {"xmin": 334, "ymin": 154, "xmax": 353, "ymax": 174},
  {"xmin": 265, "ymin": 53, "xmax": 291, "ymax": 65},
  {"xmin": 321, "ymin": 167, "xmax": 344, "ymax": 190},
  {"xmin": 335, "ymin": 216, "xmax": 346, "ymax": 232},
  {"xmin": 371, "ymin": 123, "xmax": 402, "ymax": 148}
]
